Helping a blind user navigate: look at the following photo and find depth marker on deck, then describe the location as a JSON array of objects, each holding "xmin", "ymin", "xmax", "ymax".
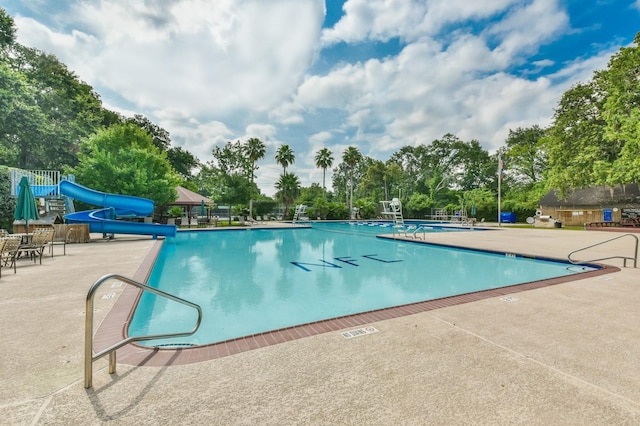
[{"xmin": 341, "ymin": 326, "xmax": 379, "ymax": 339}]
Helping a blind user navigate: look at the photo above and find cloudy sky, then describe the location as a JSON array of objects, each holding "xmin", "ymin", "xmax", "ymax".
[{"xmin": 3, "ymin": 0, "xmax": 639, "ymax": 195}]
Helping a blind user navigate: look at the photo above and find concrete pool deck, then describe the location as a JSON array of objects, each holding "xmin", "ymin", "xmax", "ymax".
[{"xmin": 1, "ymin": 226, "xmax": 639, "ymax": 424}]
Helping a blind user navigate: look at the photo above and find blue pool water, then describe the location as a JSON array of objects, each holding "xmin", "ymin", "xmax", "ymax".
[{"xmin": 129, "ymin": 223, "xmax": 595, "ymax": 346}]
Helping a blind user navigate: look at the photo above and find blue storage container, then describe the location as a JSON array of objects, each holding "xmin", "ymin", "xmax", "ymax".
[{"xmin": 500, "ymin": 212, "xmax": 516, "ymax": 223}]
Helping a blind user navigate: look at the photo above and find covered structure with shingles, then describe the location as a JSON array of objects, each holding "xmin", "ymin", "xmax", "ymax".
[
  {"xmin": 539, "ymin": 184, "xmax": 640, "ymax": 226},
  {"xmin": 170, "ymin": 186, "xmax": 215, "ymax": 220}
]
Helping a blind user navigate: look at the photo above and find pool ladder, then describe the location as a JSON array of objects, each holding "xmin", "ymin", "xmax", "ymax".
[
  {"xmin": 568, "ymin": 233, "xmax": 638, "ymax": 268},
  {"xmin": 84, "ymin": 273, "xmax": 202, "ymax": 388}
]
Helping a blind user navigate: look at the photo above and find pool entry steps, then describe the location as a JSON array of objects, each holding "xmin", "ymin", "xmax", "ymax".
[
  {"xmin": 568, "ymin": 233, "xmax": 638, "ymax": 268},
  {"xmin": 84, "ymin": 273, "xmax": 202, "ymax": 388}
]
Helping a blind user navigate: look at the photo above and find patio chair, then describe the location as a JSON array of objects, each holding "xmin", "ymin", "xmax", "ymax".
[
  {"xmin": 50, "ymin": 228, "xmax": 74, "ymax": 256},
  {"xmin": 1, "ymin": 236, "xmax": 22, "ymax": 274},
  {"xmin": 19, "ymin": 228, "xmax": 54, "ymax": 264}
]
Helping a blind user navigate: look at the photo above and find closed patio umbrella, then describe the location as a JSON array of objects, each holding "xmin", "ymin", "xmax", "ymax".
[
  {"xmin": 200, "ymin": 199, "xmax": 206, "ymax": 216},
  {"xmin": 14, "ymin": 176, "xmax": 40, "ymax": 233}
]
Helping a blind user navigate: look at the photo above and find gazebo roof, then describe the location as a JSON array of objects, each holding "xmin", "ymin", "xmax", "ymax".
[{"xmin": 172, "ymin": 186, "xmax": 215, "ymax": 206}]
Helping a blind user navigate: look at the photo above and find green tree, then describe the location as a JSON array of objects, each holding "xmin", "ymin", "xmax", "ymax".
[
  {"xmin": 406, "ymin": 193, "xmax": 432, "ymax": 218},
  {"xmin": 597, "ymin": 32, "xmax": 640, "ymax": 184},
  {"xmin": 211, "ymin": 140, "xmax": 249, "ymax": 176},
  {"xmin": 0, "ymin": 165, "xmax": 16, "ymax": 230},
  {"xmin": 127, "ymin": 114, "xmax": 171, "ymax": 151},
  {"xmin": 0, "ymin": 63, "xmax": 48, "ymax": 168},
  {"xmin": 454, "ymin": 139, "xmax": 493, "ymax": 191},
  {"xmin": 359, "ymin": 159, "xmax": 403, "ymax": 202},
  {"xmin": 342, "ymin": 146, "xmax": 362, "ymax": 216},
  {"xmin": 206, "ymin": 141, "xmax": 258, "ymax": 215},
  {"xmin": 0, "ymin": 7, "xmax": 16, "ymax": 52},
  {"xmin": 389, "ymin": 144, "xmax": 429, "ymax": 198},
  {"xmin": 9, "ymin": 46, "xmax": 107, "ymax": 169},
  {"xmin": 297, "ymin": 183, "xmax": 324, "ymax": 207},
  {"xmin": 275, "ymin": 173, "xmax": 300, "ymax": 217},
  {"xmin": 243, "ymin": 137, "xmax": 266, "ymax": 186},
  {"xmin": 126, "ymin": 114, "xmax": 200, "ymax": 180},
  {"xmin": 353, "ymin": 198, "xmax": 376, "ymax": 219},
  {"xmin": 542, "ymin": 33, "xmax": 640, "ymax": 194},
  {"xmin": 504, "ymin": 126, "xmax": 547, "ymax": 186},
  {"xmin": 216, "ymin": 174, "xmax": 255, "ymax": 209},
  {"xmin": 252, "ymin": 197, "xmax": 276, "ymax": 218},
  {"xmin": 70, "ymin": 123, "xmax": 180, "ymax": 210},
  {"xmin": 426, "ymin": 134, "xmax": 464, "ymax": 193},
  {"xmin": 543, "ymin": 82, "xmax": 608, "ymax": 194},
  {"xmin": 387, "ymin": 136, "xmax": 463, "ymax": 204},
  {"xmin": 312, "ymin": 197, "xmax": 329, "ymax": 220},
  {"xmin": 314, "ymin": 148, "xmax": 333, "ymax": 193},
  {"xmin": 167, "ymin": 146, "xmax": 200, "ymax": 180},
  {"xmin": 275, "ymin": 144, "xmax": 295, "ymax": 174}
]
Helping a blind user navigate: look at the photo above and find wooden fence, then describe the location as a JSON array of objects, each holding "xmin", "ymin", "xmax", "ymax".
[{"xmin": 12, "ymin": 223, "xmax": 90, "ymax": 243}]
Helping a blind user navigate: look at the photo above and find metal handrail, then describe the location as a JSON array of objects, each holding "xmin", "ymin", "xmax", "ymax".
[
  {"xmin": 85, "ymin": 273, "xmax": 202, "ymax": 388},
  {"xmin": 568, "ymin": 233, "xmax": 638, "ymax": 268}
]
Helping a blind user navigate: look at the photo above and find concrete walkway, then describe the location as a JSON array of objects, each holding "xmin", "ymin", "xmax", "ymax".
[{"xmin": 1, "ymin": 227, "xmax": 639, "ymax": 425}]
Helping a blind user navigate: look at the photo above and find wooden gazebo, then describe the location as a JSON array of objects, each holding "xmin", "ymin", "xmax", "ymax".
[{"xmin": 171, "ymin": 186, "xmax": 215, "ymax": 222}]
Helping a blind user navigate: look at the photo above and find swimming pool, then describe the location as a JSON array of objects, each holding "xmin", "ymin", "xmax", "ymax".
[{"xmin": 128, "ymin": 223, "xmax": 598, "ymax": 347}]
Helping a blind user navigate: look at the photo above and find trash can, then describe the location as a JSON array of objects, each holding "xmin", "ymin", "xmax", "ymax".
[{"xmin": 554, "ymin": 220, "xmax": 562, "ymax": 228}]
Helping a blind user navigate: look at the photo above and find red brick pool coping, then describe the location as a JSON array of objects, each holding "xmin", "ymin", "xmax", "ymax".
[{"xmin": 94, "ymin": 236, "xmax": 618, "ymax": 367}]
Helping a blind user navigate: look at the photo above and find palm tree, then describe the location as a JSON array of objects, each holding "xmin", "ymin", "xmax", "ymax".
[
  {"xmin": 275, "ymin": 172, "xmax": 301, "ymax": 218},
  {"xmin": 275, "ymin": 144, "xmax": 295, "ymax": 174},
  {"xmin": 342, "ymin": 146, "xmax": 362, "ymax": 218},
  {"xmin": 314, "ymin": 148, "xmax": 334, "ymax": 193},
  {"xmin": 243, "ymin": 137, "xmax": 266, "ymax": 186},
  {"xmin": 243, "ymin": 137, "xmax": 266, "ymax": 219}
]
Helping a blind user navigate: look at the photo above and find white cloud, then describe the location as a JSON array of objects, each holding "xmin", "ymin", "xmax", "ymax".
[
  {"xmin": 321, "ymin": 0, "xmax": 518, "ymax": 45},
  {"xmin": 8, "ymin": 0, "xmax": 628, "ymax": 197},
  {"xmin": 244, "ymin": 124, "xmax": 278, "ymax": 144},
  {"xmin": 487, "ymin": 0, "xmax": 569, "ymax": 61},
  {"xmin": 269, "ymin": 103, "xmax": 305, "ymax": 125},
  {"xmin": 321, "ymin": 0, "xmax": 426, "ymax": 44},
  {"xmin": 162, "ymin": 119, "xmax": 233, "ymax": 162},
  {"xmin": 16, "ymin": 0, "xmax": 325, "ymax": 117},
  {"xmin": 547, "ymin": 47, "xmax": 617, "ymax": 84},
  {"xmin": 293, "ymin": 0, "xmax": 602, "ymax": 159},
  {"xmin": 309, "ymin": 131, "xmax": 333, "ymax": 145}
]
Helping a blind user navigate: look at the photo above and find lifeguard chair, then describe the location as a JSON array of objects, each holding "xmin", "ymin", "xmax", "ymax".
[{"xmin": 293, "ymin": 205, "xmax": 309, "ymax": 223}]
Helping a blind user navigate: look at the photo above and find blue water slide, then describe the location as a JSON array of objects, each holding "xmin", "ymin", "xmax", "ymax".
[
  {"xmin": 60, "ymin": 181, "xmax": 176, "ymax": 238},
  {"xmin": 60, "ymin": 180, "xmax": 154, "ymax": 216}
]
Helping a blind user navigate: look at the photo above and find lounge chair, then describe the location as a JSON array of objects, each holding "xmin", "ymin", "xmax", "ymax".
[{"xmin": 1, "ymin": 236, "xmax": 22, "ymax": 274}]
